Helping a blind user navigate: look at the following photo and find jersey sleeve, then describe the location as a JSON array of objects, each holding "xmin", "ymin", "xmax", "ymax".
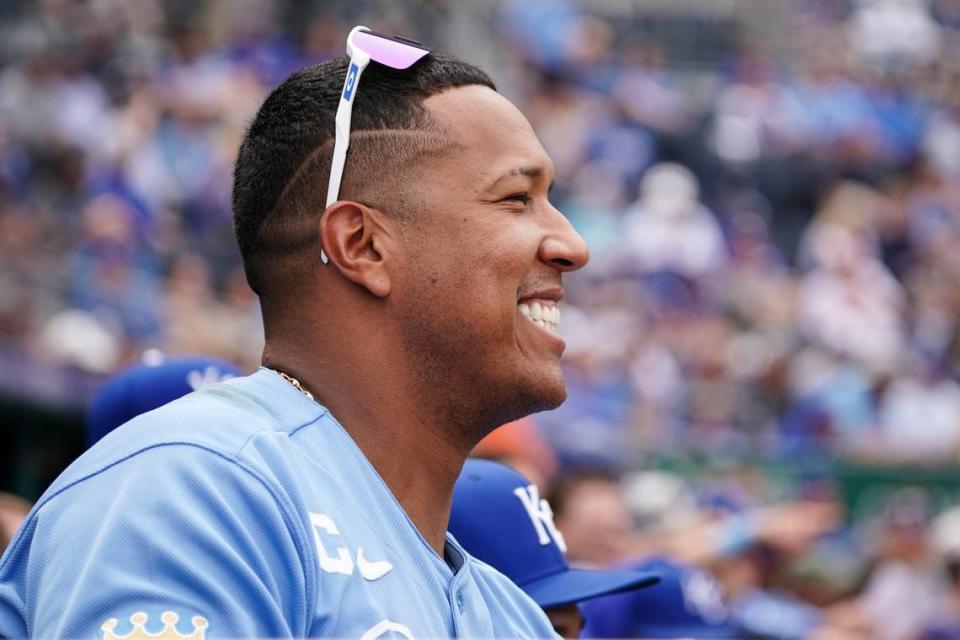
[{"xmin": 2, "ymin": 443, "xmax": 314, "ymax": 639}]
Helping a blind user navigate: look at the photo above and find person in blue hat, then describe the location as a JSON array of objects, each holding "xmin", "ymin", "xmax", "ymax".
[
  {"xmin": 449, "ymin": 459, "xmax": 659, "ymax": 638},
  {"xmin": 85, "ymin": 353, "xmax": 242, "ymax": 448},
  {"xmin": 580, "ymin": 556, "xmax": 741, "ymax": 639}
]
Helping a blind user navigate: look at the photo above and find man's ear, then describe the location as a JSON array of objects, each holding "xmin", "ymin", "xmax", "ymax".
[{"xmin": 319, "ymin": 201, "xmax": 393, "ymax": 297}]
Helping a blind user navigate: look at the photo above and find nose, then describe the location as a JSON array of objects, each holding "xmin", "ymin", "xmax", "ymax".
[{"xmin": 539, "ymin": 205, "xmax": 590, "ymax": 272}]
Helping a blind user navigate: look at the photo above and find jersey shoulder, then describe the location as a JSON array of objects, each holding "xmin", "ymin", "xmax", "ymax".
[
  {"xmin": 0, "ymin": 371, "xmax": 328, "ymax": 638},
  {"xmin": 47, "ymin": 369, "xmax": 325, "ymax": 496}
]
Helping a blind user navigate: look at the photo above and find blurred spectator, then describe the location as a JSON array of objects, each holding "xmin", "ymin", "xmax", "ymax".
[
  {"xmin": 622, "ymin": 163, "xmax": 727, "ymax": 281},
  {"xmin": 34, "ymin": 309, "xmax": 121, "ymax": 374},
  {"xmin": 876, "ymin": 357, "xmax": 960, "ymax": 462},
  {"xmin": 848, "ymin": 0, "xmax": 943, "ymax": 68},
  {"xmin": 582, "ymin": 557, "xmax": 740, "ymax": 639},
  {"xmin": 85, "ymin": 352, "xmax": 242, "ymax": 447},
  {"xmin": 449, "ymin": 460, "xmax": 658, "ymax": 638},
  {"xmin": 796, "ymin": 183, "xmax": 906, "ymax": 374},
  {"xmin": 551, "ymin": 468, "xmax": 635, "ymax": 567},
  {"xmin": 850, "ymin": 488, "xmax": 952, "ymax": 640},
  {"xmin": 922, "ymin": 505, "xmax": 960, "ymax": 639}
]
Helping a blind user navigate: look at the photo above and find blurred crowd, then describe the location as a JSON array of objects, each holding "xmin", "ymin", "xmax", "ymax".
[
  {"xmin": 5, "ymin": 0, "xmax": 960, "ymax": 464},
  {"xmin": 471, "ymin": 413, "xmax": 960, "ymax": 639},
  {"xmin": 3, "ymin": 0, "xmax": 960, "ymax": 637},
  {"xmin": 533, "ymin": 463, "xmax": 960, "ymax": 640},
  {"xmin": 511, "ymin": 0, "xmax": 960, "ymax": 470}
]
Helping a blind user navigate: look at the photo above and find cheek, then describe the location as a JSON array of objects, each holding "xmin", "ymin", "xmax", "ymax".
[
  {"xmin": 406, "ymin": 227, "xmax": 519, "ymax": 312},
  {"xmin": 394, "ymin": 213, "xmax": 543, "ymax": 355},
  {"xmin": 412, "ymin": 271, "xmax": 516, "ymax": 344},
  {"xmin": 393, "ymin": 249, "xmax": 503, "ymax": 343}
]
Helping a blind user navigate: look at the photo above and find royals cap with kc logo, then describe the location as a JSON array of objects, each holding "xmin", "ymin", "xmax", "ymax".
[{"xmin": 448, "ymin": 459, "xmax": 659, "ymax": 609}]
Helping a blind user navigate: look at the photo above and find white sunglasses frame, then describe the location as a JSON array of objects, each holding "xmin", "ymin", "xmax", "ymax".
[{"xmin": 321, "ymin": 26, "xmax": 429, "ymax": 264}]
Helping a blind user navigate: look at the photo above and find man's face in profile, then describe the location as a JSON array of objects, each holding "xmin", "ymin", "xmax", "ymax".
[{"xmin": 389, "ymin": 85, "xmax": 589, "ymax": 428}]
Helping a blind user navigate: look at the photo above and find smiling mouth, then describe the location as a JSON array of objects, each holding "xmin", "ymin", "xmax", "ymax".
[{"xmin": 518, "ymin": 300, "xmax": 560, "ymax": 334}]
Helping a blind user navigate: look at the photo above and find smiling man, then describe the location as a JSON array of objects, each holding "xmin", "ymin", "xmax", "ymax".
[{"xmin": 0, "ymin": 30, "xmax": 587, "ymax": 640}]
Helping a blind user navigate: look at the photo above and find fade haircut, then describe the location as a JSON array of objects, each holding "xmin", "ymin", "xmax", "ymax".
[{"xmin": 233, "ymin": 53, "xmax": 496, "ymax": 299}]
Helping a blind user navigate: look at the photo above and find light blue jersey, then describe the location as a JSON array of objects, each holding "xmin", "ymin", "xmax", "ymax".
[{"xmin": 0, "ymin": 369, "xmax": 556, "ymax": 639}]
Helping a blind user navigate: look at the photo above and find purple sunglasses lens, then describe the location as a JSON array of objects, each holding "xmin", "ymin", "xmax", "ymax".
[{"xmin": 353, "ymin": 29, "xmax": 430, "ymax": 70}]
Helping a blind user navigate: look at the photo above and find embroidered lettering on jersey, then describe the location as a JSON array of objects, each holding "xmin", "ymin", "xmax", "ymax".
[
  {"xmin": 309, "ymin": 513, "xmax": 394, "ymax": 580},
  {"xmin": 512, "ymin": 484, "xmax": 567, "ymax": 552},
  {"xmin": 310, "ymin": 512, "xmax": 353, "ymax": 575},
  {"xmin": 357, "ymin": 547, "xmax": 393, "ymax": 581}
]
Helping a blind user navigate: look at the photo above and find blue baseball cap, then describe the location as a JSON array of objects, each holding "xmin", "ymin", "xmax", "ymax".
[
  {"xmin": 581, "ymin": 557, "xmax": 741, "ymax": 639},
  {"xmin": 86, "ymin": 354, "xmax": 242, "ymax": 448},
  {"xmin": 448, "ymin": 459, "xmax": 659, "ymax": 609}
]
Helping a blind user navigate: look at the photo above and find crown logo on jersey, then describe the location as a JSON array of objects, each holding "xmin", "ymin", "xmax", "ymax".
[{"xmin": 101, "ymin": 611, "xmax": 209, "ymax": 640}]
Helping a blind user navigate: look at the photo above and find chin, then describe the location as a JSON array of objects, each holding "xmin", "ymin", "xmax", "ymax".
[
  {"xmin": 513, "ymin": 367, "xmax": 568, "ymax": 416},
  {"xmin": 536, "ymin": 376, "xmax": 568, "ymax": 411},
  {"xmin": 469, "ymin": 368, "xmax": 568, "ymax": 439}
]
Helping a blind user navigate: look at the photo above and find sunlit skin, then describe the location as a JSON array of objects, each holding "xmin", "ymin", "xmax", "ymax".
[
  {"xmin": 546, "ymin": 604, "xmax": 584, "ymax": 639},
  {"xmin": 262, "ymin": 84, "xmax": 589, "ymax": 555}
]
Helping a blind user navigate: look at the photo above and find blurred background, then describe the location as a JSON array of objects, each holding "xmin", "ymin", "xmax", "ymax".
[{"xmin": 2, "ymin": 0, "xmax": 960, "ymax": 637}]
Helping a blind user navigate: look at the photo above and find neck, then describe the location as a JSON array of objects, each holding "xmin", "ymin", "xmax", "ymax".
[{"xmin": 263, "ymin": 337, "xmax": 473, "ymax": 556}]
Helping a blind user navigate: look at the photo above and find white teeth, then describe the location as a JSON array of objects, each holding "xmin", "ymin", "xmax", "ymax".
[{"xmin": 518, "ymin": 300, "xmax": 560, "ymax": 334}]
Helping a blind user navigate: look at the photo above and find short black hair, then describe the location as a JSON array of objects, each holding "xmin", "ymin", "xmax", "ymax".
[{"xmin": 233, "ymin": 52, "xmax": 495, "ymax": 298}]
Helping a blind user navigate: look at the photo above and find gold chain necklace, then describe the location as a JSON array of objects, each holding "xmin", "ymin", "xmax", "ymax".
[{"xmin": 271, "ymin": 369, "xmax": 315, "ymax": 401}]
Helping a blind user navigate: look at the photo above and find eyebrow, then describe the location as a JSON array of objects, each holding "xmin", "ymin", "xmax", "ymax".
[{"xmin": 487, "ymin": 166, "xmax": 556, "ymax": 192}]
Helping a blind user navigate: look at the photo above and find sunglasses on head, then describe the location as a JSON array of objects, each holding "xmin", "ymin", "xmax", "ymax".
[{"xmin": 322, "ymin": 26, "xmax": 431, "ymax": 264}]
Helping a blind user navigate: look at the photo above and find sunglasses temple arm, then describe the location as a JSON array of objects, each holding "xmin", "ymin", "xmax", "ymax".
[
  {"xmin": 325, "ymin": 57, "xmax": 371, "ymax": 208},
  {"xmin": 322, "ymin": 54, "xmax": 371, "ymax": 264}
]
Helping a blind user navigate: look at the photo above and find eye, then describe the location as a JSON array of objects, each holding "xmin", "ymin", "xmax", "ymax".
[{"xmin": 501, "ymin": 192, "xmax": 532, "ymax": 205}]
